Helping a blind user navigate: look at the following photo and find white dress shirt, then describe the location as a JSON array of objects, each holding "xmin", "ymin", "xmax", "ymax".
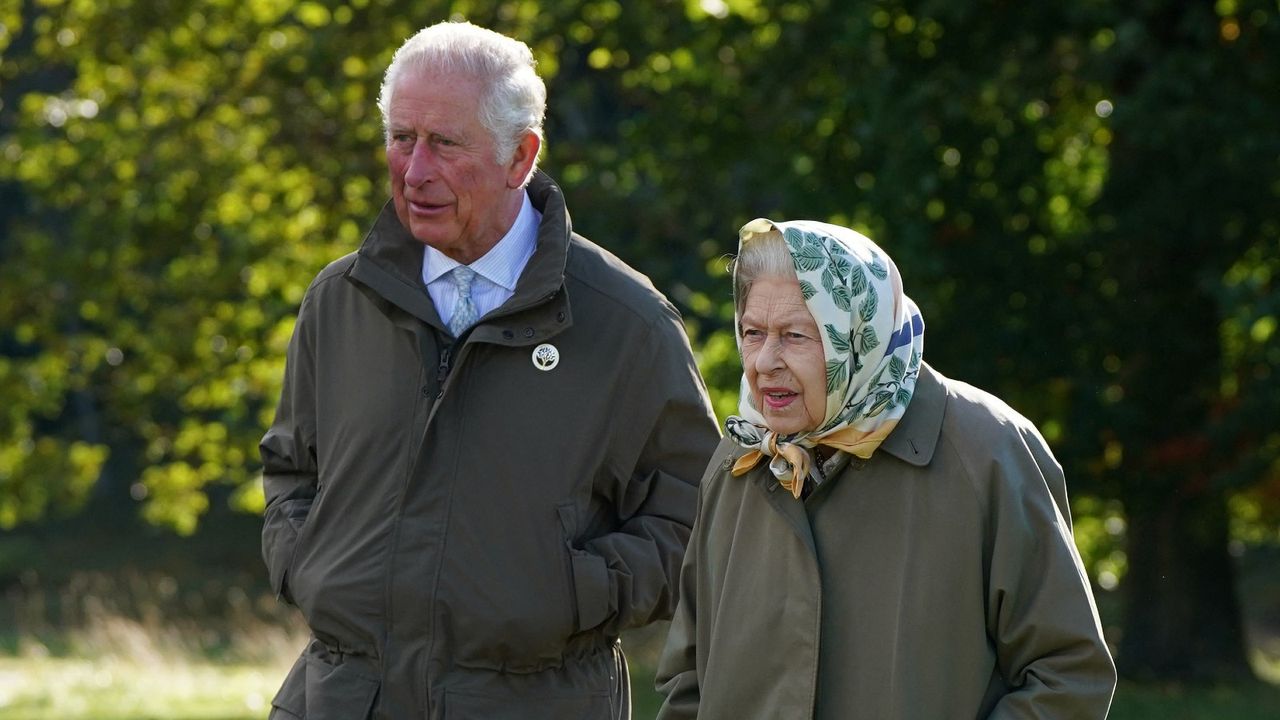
[{"xmin": 422, "ymin": 192, "xmax": 541, "ymax": 330}]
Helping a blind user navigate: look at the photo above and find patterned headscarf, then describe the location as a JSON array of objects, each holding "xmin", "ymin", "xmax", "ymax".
[{"xmin": 726, "ymin": 218, "xmax": 925, "ymax": 497}]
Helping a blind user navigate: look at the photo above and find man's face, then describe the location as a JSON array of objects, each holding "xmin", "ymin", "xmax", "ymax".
[{"xmin": 385, "ymin": 67, "xmax": 529, "ymax": 264}]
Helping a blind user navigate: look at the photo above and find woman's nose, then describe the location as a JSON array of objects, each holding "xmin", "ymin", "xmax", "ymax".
[{"xmin": 754, "ymin": 335, "xmax": 784, "ymax": 373}]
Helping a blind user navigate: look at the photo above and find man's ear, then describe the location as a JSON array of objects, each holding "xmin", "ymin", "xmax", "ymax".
[{"xmin": 506, "ymin": 131, "xmax": 541, "ymax": 188}]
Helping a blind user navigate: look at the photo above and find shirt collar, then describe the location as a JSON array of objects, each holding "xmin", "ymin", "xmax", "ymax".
[{"xmin": 421, "ymin": 191, "xmax": 541, "ymax": 289}]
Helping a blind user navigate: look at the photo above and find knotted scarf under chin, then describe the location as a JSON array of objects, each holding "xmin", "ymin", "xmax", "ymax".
[
  {"xmin": 726, "ymin": 423, "xmax": 813, "ymax": 499},
  {"xmin": 726, "ymin": 417, "xmax": 899, "ymax": 499}
]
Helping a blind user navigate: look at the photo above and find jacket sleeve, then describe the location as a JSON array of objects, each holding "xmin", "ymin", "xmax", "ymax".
[
  {"xmin": 259, "ymin": 293, "xmax": 320, "ymax": 606},
  {"xmin": 574, "ymin": 304, "xmax": 721, "ymax": 637},
  {"xmin": 984, "ymin": 428, "xmax": 1117, "ymax": 719}
]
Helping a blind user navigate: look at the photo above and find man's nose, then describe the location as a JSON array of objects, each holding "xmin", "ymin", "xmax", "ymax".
[{"xmin": 404, "ymin": 141, "xmax": 435, "ymax": 187}]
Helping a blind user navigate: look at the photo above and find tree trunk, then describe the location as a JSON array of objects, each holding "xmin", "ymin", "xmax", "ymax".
[{"xmin": 1118, "ymin": 482, "xmax": 1253, "ymax": 681}]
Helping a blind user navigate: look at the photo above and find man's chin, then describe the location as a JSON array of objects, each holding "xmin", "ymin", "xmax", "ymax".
[
  {"xmin": 413, "ymin": 231, "xmax": 471, "ymax": 262},
  {"xmin": 409, "ymin": 223, "xmax": 453, "ymax": 247}
]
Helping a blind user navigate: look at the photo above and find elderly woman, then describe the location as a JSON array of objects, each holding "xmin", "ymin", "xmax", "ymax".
[{"xmin": 656, "ymin": 219, "xmax": 1116, "ymax": 719}]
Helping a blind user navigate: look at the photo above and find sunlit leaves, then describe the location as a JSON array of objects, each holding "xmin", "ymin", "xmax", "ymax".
[
  {"xmin": 2, "ymin": 0, "xmax": 1278, "ymax": 572},
  {"xmin": 0, "ymin": 0, "xmax": 391, "ymax": 532},
  {"xmin": 0, "ymin": 436, "xmax": 106, "ymax": 529}
]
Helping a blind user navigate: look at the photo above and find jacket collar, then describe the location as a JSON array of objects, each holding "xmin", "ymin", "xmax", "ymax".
[
  {"xmin": 346, "ymin": 171, "xmax": 573, "ymax": 344},
  {"xmin": 498, "ymin": 171, "xmax": 571, "ymax": 317},
  {"xmin": 743, "ymin": 363, "xmax": 945, "ymax": 557},
  {"xmin": 877, "ymin": 362, "xmax": 945, "ymax": 467}
]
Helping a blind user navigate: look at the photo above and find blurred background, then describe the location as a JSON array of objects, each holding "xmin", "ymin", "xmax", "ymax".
[{"xmin": 1, "ymin": 0, "xmax": 1278, "ymax": 717}]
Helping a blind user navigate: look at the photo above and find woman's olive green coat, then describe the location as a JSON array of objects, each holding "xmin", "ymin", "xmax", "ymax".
[{"xmin": 657, "ymin": 363, "xmax": 1116, "ymax": 719}]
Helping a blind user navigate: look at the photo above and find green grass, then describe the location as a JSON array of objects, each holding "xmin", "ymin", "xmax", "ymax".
[
  {"xmin": 0, "ymin": 657, "xmax": 1276, "ymax": 720},
  {"xmin": 1109, "ymin": 680, "xmax": 1280, "ymax": 719},
  {"xmin": 0, "ymin": 656, "xmax": 283, "ymax": 720},
  {"xmin": 0, "ymin": 520, "xmax": 1275, "ymax": 719}
]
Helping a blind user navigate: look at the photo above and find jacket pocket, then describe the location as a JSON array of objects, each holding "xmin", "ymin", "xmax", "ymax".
[
  {"xmin": 262, "ymin": 497, "xmax": 312, "ymax": 604},
  {"xmin": 302, "ymin": 639, "xmax": 380, "ymax": 720},
  {"xmin": 442, "ymin": 687, "xmax": 610, "ymax": 720},
  {"xmin": 270, "ymin": 653, "xmax": 305, "ymax": 718},
  {"xmin": 558, "ymin": 502, "xmax": 611, "ymax": 632}
]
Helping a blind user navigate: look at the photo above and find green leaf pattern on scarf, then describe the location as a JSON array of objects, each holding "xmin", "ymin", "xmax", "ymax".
[
  {"xmin": 780, "ymin": 226, "xmax": 919, "ymax": 435},
  {"xmin": 730, "ymin": 219, "xmax": 924, "ymax": 457}
]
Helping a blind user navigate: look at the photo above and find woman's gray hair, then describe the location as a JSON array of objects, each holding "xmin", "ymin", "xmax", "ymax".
[
  {"xmin": 376, "ymin": 21, "xmax": 547, "ymax": 171},
  {"xmin": 732, "ymin": 227, "xmax": 798, "ymax": 318}
]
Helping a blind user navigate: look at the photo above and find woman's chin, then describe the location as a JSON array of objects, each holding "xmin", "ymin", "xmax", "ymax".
[{"xmin": 764, "ymin": 417, "xmax": 814, "ymax": 437}]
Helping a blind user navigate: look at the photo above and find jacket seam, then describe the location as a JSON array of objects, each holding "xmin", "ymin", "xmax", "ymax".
[
  {"xmin": 309, "ymin": 254, "xmax": 358, "ymax": 290},
  {"xmin": 564, "ymin": 246, "xmax": 672, "ymax": 332}
]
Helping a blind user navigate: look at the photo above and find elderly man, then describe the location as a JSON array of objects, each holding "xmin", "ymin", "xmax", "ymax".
[{"xmin": 259, "ymin": 21, "xmax": 719, "ymax": 720}]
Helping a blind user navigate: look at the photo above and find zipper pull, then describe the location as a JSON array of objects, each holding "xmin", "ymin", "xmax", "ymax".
[{"xmin": 437, "ymin": 345, "xmax": 452, "ymax": 386}]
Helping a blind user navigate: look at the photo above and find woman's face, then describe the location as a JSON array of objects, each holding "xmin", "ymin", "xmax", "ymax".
[{"xmin": 739, "ymin": 275, "xmax": 827, "ymax": 436}]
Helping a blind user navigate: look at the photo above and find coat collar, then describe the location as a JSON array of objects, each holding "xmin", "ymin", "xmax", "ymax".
[
  {"xmin": 739, "ymin": 363, "xmax": 945, "ymax": 558},
  {"xmin": 345, "ymin": 171, "xmax": 574, "ymax": 344},
  {"xmin": 877, "ymin": 362, "xmax": 945, "ymax": 467}
]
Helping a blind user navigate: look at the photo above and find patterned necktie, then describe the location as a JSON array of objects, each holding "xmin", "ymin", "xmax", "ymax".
[{"xmin": 448, "ymin": 266, "xmax": 479, "ymax": 337}]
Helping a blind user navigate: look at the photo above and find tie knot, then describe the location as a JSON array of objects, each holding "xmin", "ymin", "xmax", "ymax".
[
  {"xmin": 451, "ymin": 265, "xmax": 477, "ymax": 294},
  {"xmin": 447, "ymin": 265, "xmax": 480, "ymax": 337}
]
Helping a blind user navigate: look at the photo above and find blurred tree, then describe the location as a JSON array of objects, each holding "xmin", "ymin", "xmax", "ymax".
[
  {"xmin": 568, "ymin": 0, "xmax": 1280, "ymax": 682},
  {"xmin": 1, "ymin": 0, "xmax": 1276, "ymax": 681},
  {"xmin": 1078, "ymin": 0, "xmax": 1279, "ymax": 680}
]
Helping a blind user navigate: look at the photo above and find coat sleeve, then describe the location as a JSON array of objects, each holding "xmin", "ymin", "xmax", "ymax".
[
  {"xmin": 259, "ymin": 292, "xmax": 320, "ymax": 606},
  {"xmin": 983, "ymin": 427, "xmax": 1117, "ymax": 719},
  {"xmin": 574, "ymin": 304, "xmax": 721, "ymax": 637}
]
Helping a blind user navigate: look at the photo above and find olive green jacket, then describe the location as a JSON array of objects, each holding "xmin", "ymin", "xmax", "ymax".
[
  {"xmin": 657, "ymin": 363, "xmax": 1116, "ymax": 719},
  {"xmin": 260, "ymin": 172, "xmax": 720, "ymax": 719}
]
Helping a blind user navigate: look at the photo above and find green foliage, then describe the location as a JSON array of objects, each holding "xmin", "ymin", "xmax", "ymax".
[
  {"xmin": 1107, "ymin": 681, "xmax": 1280, "ymax": 720},
  {"xmin": 1, "ymin": 0, "xmax": 1278, "ymax": 679},
  {"xmin": 1, "ymin": 0, "xmax": 407, "ymax": 533}
]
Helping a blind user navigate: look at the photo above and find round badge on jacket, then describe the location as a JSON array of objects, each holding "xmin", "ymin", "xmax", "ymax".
[{"xmin": 532, "ymin": 343, "xmax": 559, "ymax": 371}]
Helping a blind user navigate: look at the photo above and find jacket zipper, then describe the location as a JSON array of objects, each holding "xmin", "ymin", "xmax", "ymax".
[{"xmin": 435, "ymin": 344, "xmax": 452, "ymax": 399}]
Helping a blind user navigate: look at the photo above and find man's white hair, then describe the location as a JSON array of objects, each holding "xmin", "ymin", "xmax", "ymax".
[{"xmin": 377, "ymin": 21, "xmax": 546, "ymax": 170}]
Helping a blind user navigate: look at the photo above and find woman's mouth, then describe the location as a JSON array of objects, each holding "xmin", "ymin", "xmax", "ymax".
[{"xmin": 760, "ymin": 388, "xmax": 798, "ymax": 409}]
